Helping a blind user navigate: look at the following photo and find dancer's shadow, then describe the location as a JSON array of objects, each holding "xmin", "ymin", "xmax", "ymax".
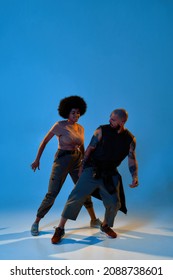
[
  {"xmin": 0, "ymin": 228, "xmax": 103, "ymax": 260},
  {"xmin": 0, "ymin": 229, "xmax": 52, "ymax": 241},
  {"xmin": 0, "ymin": 220, "xmax": 173, "ymax": 260},
  {"xmin": 52, "ymin": 220, "xmax": 173, "ymax": 259}
]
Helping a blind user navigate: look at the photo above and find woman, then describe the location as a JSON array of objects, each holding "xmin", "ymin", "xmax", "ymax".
[{"xmin": 31, "ymin": 95, "xmax": 101, "ymax": 236}]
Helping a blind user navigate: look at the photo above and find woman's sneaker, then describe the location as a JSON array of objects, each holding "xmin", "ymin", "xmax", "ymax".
[
  {"xmin": 100, "ymin": 224, "xmax": 117, "ymax": 238},
  {"xmin": 31, "ymin": 222, "xmax": 39, "ymax": 236},
  {"xmin": 90, "ymin": 218, "xmax": 102, "ymax": 228},
  {"xmin": 51, "ymin": 227, "xmax": 65, "ymax": 244}
]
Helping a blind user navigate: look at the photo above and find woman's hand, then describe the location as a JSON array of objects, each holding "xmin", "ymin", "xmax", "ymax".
[
  {"xmin": 30, "ymin": 131, "xmax": 54, "ymax": 172},
  {"xmin": 129, "ymin": 177, "xmax": 139, "ymax": 188},
  {"xmin": 31, "ymin": 159, "xmax": 40, "ymax": 172}
]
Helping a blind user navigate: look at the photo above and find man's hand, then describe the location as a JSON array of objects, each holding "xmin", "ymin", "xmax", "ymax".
[{"xmin": 129, "ymin": 177, "xmax": 139, "ymax": 188}]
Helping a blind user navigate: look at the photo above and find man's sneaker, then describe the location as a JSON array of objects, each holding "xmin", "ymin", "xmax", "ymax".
[
  {"xmin": 90, "ymin": 218, "xmax": 102, "ymax": 228},
  {"xmin": 51, "ymin": 227, "xmax": 65, "ymax": 244},
  {"xmin": 100, "ymin": 224, "xmax": 117, "ymax": 238},
  {"xmin": 31, "ymin": 222, "xmax": 39, "ymax": 236}
]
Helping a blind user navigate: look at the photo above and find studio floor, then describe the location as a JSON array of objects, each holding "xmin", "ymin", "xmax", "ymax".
[{"xmin": 0, "ymin": 207, "xmax": 173, "ymax": 260}]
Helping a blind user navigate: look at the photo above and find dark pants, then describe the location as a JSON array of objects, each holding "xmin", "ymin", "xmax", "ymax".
[
  {"xmin": 62, "ymin": 167, "xmax": 121, "ymax": 227},
  {"xmin": 37, "ymin": 150, "xmax": 93, "ymax": 218}
]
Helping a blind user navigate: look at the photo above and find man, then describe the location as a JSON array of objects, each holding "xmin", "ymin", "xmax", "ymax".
[{"xmin": 51, "ymin": 108, "xmax": 139, "ymax": 243}]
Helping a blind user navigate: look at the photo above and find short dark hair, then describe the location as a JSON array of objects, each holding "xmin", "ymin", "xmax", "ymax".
[
  {"xmin": 58, "ymin": 95, "xmax": 87, "ymax": 118},
  {"xmin": 112, "ymin": 109, "xmax": 128, "ymax": 121}
]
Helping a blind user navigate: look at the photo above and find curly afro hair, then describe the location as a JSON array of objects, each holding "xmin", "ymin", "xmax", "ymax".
[{"xmin": 58, "ymin": 95, "xmax": 87, "ymax": 118}]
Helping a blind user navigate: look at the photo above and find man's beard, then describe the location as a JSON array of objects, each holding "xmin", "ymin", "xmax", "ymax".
[{"xmin": 109, "ymin": 122, "xmax": 120, "ymax": 131}]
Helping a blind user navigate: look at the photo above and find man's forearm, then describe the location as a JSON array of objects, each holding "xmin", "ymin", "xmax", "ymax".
[
  {"xmin": 81, "ymin": 145, "xmax": 95, "ymax": 168},
  {"xmin": 129, "ymin": 162, "xmax": 138, "ymax": 178},
  {"xmin": 128, "ymin": 138, "xmax": 138, "ymax": 179}
]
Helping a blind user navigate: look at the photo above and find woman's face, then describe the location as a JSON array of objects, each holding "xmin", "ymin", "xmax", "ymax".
[{"xmin": 68, "ymin": 108, "xmax": 81, "ymax": 123}]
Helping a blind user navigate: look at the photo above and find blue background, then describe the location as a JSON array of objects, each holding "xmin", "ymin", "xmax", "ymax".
[{"xmin": 1, "ymin": 0, "xmax": 173, "ymax": 218}]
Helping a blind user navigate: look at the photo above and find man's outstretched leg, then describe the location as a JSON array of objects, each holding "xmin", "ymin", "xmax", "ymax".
[
  {"xmin": 51, "ymin": 167, "xmax": 99, "ymax": 244},
  {"xmin": 99, "ymin": 177, "xmax": 121, "ymax": 239},
  {"xmin": 51, "ymin": 216, "xmax": 67, "ymax": 244}
]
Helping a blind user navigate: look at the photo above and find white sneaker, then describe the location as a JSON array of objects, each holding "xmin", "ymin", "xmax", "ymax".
[{"xmin": 90, "ymin": 218, "xmax": 102, "ymax": 228}]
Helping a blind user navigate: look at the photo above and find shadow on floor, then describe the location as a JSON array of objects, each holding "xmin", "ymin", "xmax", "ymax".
[{"xmin": 0, "ymin": 218, "xmax": 173, "ymax": 260}]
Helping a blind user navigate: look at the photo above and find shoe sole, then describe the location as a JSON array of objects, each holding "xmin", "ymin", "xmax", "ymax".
[
  {"xmin": 31, "ymin": 232, "xmax": 39, "ymax": 236},
  {"xmin": 100, "ymin": 230, "xmax": 117, "ymax": 238},
  {"xmin": 90, "ymin": 224, "xmax": 101, "ymax": 228}
]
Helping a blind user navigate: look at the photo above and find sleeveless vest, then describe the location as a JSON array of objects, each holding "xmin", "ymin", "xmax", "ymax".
[
  {"xmin": 92, "ymin": 124, "xmax": 134, "ymax": 167},
  {"xmin": 89, "ymin": 125, "xmax": 134, "ymax": 214}
]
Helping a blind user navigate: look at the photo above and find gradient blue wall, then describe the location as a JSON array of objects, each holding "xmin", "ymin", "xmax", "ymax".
[{"xmin": 1, "ymin": 0, "xmax": 173, "ymax": 218}]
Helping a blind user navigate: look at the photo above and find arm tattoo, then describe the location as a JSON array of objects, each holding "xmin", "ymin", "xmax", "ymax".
[
  {"xmin": 128, "ymin": 138, "xmax": 136, "ymax": 159},
  {"xmin": 128, "ymin": 151, "xmax": 135, "ymax": 159},
  {"xmin": 129, "ymin": 165, "xmax": 137, "ymax": 177},
  {"xmin": 89, "ymin": 135, "xmax": 99, "ymax": 148},
  {"xmin": 131, "ymin": 139, "xmax": 136, "ymax": 151},
  {"xmin": 129, "ymin": 138, "xmax": 138, "ymax": 178}
]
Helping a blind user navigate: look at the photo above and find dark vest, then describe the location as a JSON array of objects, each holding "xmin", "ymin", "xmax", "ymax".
[
  {"xmin": 91, "ymin": 124, "xmax": 134, "ymax": 167},
  {"xmin": 89, "ymin": 125, "xmax": 134, "ymax": 214}
]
